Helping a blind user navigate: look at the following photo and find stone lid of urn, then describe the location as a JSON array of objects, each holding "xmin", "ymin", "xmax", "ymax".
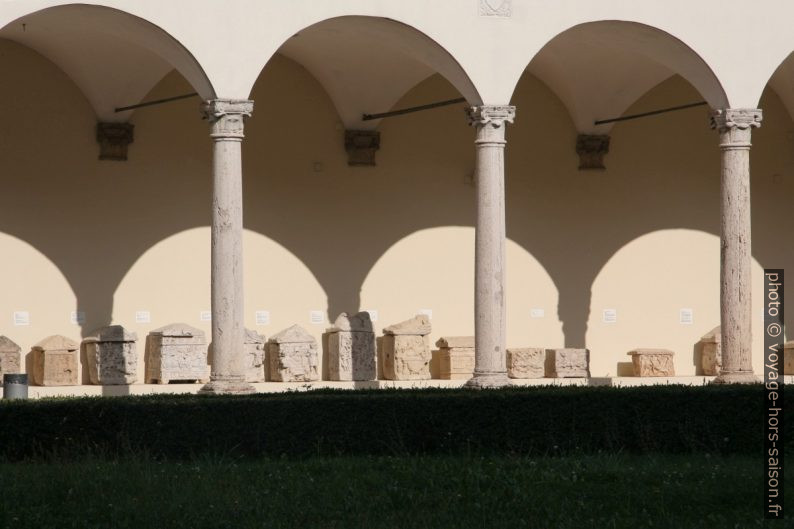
[
  {"xmin": 435, "ymin": 336, "xmax": 474, "ymax": 349},
  {"xmin": 700, "ymin": 326, "xmax": 720, "ymax": 344},
  {"xmin": 0, "ymin": 336, "xmax": 21, "ymax": 353},
  {"xmin": 268, "ymin": 324, "xmax": 315, "ymax": 344},
  {"xmin": 83, "ymin": 325, "xmax": 137, "ymax": 344},
  {"xmin": 149, "ymin": 323, "xmax": 205, "ymax": 339},
  {"xmin": 244, "ymin": 328, "xmax": 266, "ymax": 344},
  {"xmin": 383, "ymin": 315, "xmax": 431, "ymax": 336},
  {"xmin": 32, "ymin": 335, "xmax": 78, "ymax": 352},
  {"xmin": 627, "ymin": 348, "xmax": 674, "ymax": 356},
  {"xmin": 327, "ymin": 312, "xmax": 373, "ymax": 333}
]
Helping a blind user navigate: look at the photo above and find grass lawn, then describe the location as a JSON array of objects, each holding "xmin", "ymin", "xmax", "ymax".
[{"xmin": 0, "ymin": 453, "xmax": 788, "ymax": 529}]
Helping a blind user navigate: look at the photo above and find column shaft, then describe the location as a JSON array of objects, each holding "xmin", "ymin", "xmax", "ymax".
[
  {"xmin": 711, "ymin": 108, "xmax": 762, "ymax": 384},
  {"xmin": 201, "ymin": 99, "xmax": 254, "ymax": 395},
  {"xmin": 465, "ymin": 105, "xmax": 515, "ymax": 389}
]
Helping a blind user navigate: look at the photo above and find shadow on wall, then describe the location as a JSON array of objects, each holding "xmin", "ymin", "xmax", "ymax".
[
  {"xmin": 1, "ymin": 44, "xmax": 792, "ymax": 363},
  {"xmin": 505, "ymin": 71, "xmax": 794, "ymax": 348}
]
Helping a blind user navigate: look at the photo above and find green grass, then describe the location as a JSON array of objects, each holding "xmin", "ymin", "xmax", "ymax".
[{"xmin": 0, "ymin": 454, "xmax": 789, "ymax": 529}]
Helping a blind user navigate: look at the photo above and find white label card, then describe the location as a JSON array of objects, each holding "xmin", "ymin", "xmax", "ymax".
[
  {"xmin": 530, "ymin": 308, "xmax": 545, "ymax": 319},
  {"xmin": 603, "ymin": 309, "xmax": 617, "ymax": 324},
  {"xmin": 200, "ymin": 311, "xmax": 212, "ymax": 322},
  {"xmin": 310, "ymin": 310, "xmax": 325, "ymax": 325},
  {"xmin": 365, "ymin": 309, "xmax": 378, "ymax": 322},
  {"xmin": 70, "ymin": 311, "xmax": 86, "ymax": 325},
  {"xmin": 418, "ymin": 309, "xmax": 433, "ymax": 320},
  {"xmin": 679, "ymin": 308, "xmax": 694, "ymax": 325},
  {"xmin": 13, "ymin": 311, "xmax": 30, "ymax": 326},
  {"xmin": 255, "ymin": 311, "xmax": 270, "ymax": 326},
  {"xmin": 135, "ymin": 311, "xmax": 151, "ymax": 324}
]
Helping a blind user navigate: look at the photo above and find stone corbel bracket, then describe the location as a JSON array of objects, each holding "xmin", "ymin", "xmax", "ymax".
[
  {"xmin": 576, "ymin": 134, "xmax": 610, "ymax": 170},
  {"xmin": 345, "ymin": 130, "xmax": 380, "ymax": 166},
  {"xmin": 96, "ymin": 122, "xmax": 134, "ymax": 161}
]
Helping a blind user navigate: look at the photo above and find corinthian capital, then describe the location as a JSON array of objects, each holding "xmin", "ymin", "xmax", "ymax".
[
  {"xmin": 202, "ymin": 99, "xmax": 254, "ymax": 139},
  {"xmin": 710, "ymin": 108, "xmax": 762, "ymax": 132},
  {"xmin": 466, "ymin": 105, "xmax": 516, "ymax": 128}
]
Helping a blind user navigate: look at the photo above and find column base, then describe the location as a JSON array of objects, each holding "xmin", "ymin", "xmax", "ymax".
[
  {"xmin": 711, "ymin": 371, "xmax": 760, "ymax": 385},
  {"xmin": 199, "ymin": 379, "xmax": 256, "ymax": 395},
  {"xmin": 464, "ymin": 372, "xmax": 510, "ymax": 389}
]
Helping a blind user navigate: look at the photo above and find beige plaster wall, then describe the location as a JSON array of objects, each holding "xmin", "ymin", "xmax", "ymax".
[{"xmin": 0, "ymin": 38, "xmax": 792, "ymax": 380}]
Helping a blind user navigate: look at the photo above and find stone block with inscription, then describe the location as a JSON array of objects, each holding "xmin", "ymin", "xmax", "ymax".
[
  {"xmin": 267, "ymin": 325, "xmax": 319, "ymax": 382},
  {"xmin": 244, "ymin": 329, "xmax": 267, "ymax": 383},
  {"xmin": 627, "ymin": 348, "xmax": 675, "ymax": 377},
  {"xmin": 83, "ymin": 325, "xmax": 138, "ymax": 385},
  {"xmin": 381, "ymin": 315, "xmax": 432, "ymax": 380},
  {"xmin": 326, "ymin": 312, "xmax": 376, "ymax": 381},
  {"xmin": 31, "ymin": 335, "xmax": 79, "ymax": 386},
  {"xmin": 545, "ymin": 348, "xmax": 590, "ymax": 378},
  {"xmin": 433, "ymin": 336, "xmax": 474, "ymax": 380},
  {"xmin": 145, "ymin": 323, "xmax": 209, "ymax": 384},
  {"xmin": 0, "ymin": 336, "xmax": 22, "ymax": 384},
  {"xmin": 700, "ymin": 326, "xmax": 721, "ymax": 376},
  {"xmin": 507, "ymin": 347, "xmax": 545, "ymax": 378}
]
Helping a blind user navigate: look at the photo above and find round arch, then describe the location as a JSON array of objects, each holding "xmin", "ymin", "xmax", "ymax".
[
  {"xmin": 513, "ymin": 20, "xmax": 728, "ymax": 134},
  {"xmin": 0, "ymin": 3, "xmax": 215, "ymax": 121},
  {"xmin": 248, "ymin": 15, "xmax": 482, "ymax": 130}
]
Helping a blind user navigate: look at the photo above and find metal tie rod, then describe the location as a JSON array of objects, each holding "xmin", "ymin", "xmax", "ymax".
[
  {"xmin": 115, "ymin": 92, "xmax": 199, "ymax": 113},
  {"xmin": 594, "ymin": 101, "xmax": 707, "ymax": 126},
  {"xmin": 363, "ymin": 97, "xmax": 466, "ymax": 121}
]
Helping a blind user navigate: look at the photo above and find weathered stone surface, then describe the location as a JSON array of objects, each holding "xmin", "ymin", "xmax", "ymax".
[
  {"xmin": 627, "ymin": 348, "xmax": 675, "ymax": 377},
  {"xmin": 784, "ymin": 342, "xmax": 794, "ymax": 375},
  {"xmin": 267, "ymin": 325, "xmax": 319, "ymax": 382},
  {"xmin": 382, "ymin": 335, "xmax": 431, "ymax": 380},
  {"xmin": 31, "ymin": 335, "xmax": 79, "ymax": 386},
  {"xmin": 244, "ymin": 329, "xmax": 266, "ymax": 383},
  {"xmin": 433, "ymin": 336, "xmax": 474, "ymax": 380},
  {"xmin": 545, "ymin": 348, "xmax": 589, "ymax": 378},
  {"xmin": 0, "ymin": 336, "xmax": 22, "ymax": 384},
  {"xmin": 507, "ymin": 347, "xmax": 545, "ymax": 378},
  {"xmin": 383, "ymin": 315, "xmax": 431, "ymax": 336},
  {"xmin": 326, "ymin": 313, "xmax": 376, "ymax": 381},
  {"xmin": 83, "ymin": 325, "xmax": 138, "ymax": 385},
  {"xmin": 145, "ymin": 323, "xmax": 209, "ymax": 384},
  {"xmin": 700, "ymin": 325, "xmax": 722, "ymax": 376}
]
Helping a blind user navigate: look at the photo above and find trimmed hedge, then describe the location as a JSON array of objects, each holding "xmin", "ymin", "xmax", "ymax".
[{"xmin": 0, "ymin": 385, "xmax": 787, "ymax": 461}]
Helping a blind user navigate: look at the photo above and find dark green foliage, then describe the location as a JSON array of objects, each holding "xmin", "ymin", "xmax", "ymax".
[
  {"xmin": 0, "ymin": 385, "xmax": 784, "ymax": 461},
  {"xmin": 0, "ymin": 454, "xmax": 788, "ymax": 529}
]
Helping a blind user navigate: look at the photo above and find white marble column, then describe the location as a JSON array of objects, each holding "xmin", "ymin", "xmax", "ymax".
[
  {"xmin": 465, "ymin": 105, "xmax": 515, "ymax": 389},
  {"xmin": 200, "ymin": 99, "xmax": 255, "ymax": 395},
  {"xmin": 710, "ymin": 108, "xmax": 762, "ymax": 384}
]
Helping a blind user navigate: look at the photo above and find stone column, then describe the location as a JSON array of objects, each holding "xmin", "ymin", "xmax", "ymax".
[
  {"xmin": 710, "ymin": 108, "xmax": 762, "ymax": 384},
  {"xmin": 200, "ymin": 99, "xmax": 255, "ymax": 395},
  {"xmin": 465, "ymin": 105, "xmax": 515, "ymax": 388}
]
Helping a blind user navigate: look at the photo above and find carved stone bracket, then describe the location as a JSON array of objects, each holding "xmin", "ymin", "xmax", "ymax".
[
  {"xmin": 96, "ymin": 123, "xmax": 134, "ymax": 161},
  {"xmin": 576, "ymin": 134, "xmax": 610, "ymax": 170},
  {"xmin": 345, "ymin": 130, "xmax": 380, "ymax": 166}
]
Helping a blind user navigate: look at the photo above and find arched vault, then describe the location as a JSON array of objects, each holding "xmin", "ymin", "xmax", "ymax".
[
  {"xmin": 522, "ymin": 21, "xmax": 729, "ymax": 134},
  {"xmin": 0, "ymin": 4, "xmax": 214, "ymax": 122},
  {"xmin": 269, "ymin": 16, "xmax": 482, "ymax": 130}
]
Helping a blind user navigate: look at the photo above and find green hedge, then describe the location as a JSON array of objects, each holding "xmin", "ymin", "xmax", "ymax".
[{"xmin": 0, "ymin": 385, "xmax": 786, "ymax": 461}]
